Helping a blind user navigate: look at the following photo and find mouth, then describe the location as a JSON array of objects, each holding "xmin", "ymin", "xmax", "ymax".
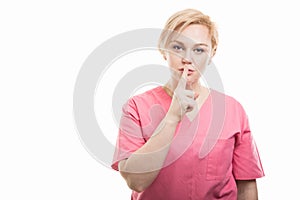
[{"xmin": 178, "ymin": 68, "xmax": 195, "ymax": 75}]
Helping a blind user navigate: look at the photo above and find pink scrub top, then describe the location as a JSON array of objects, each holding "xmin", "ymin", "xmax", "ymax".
[{"xmin": 112, "ymin": 86, "xmax": 264, "ymax": 200}]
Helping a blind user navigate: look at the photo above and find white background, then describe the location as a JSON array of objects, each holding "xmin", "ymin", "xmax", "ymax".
[{"xmin": 1, "ymin": 0, "xmax": 300, "ymax": 199}]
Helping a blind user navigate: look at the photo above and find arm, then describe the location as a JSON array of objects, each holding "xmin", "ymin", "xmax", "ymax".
[
  {"xmin": 119, "ymin": 117, "xmax": 178, "ymax": 192},
  {"xmin": 119, "ymin": 68, "xmax": 196, "ymax": 192},
  {"xmin": 236, "ymin": 179, "xmax": 258, "ymax": 200}
]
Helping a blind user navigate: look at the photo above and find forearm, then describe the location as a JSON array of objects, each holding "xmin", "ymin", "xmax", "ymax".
[
  {"xmin": 119, "ymin": 69, "xmax": 197, "ymax": 192},
  {"xmin": 237, "ymin": 180, "xmax": 258, "ymax": 200},
  {"xmin": 119, "ymin": 116, "xmax": 178, "ymax": 192}
]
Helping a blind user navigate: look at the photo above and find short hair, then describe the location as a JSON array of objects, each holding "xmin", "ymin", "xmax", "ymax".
[{"xmin": 158, "ymin": 8, "xmax": 218, "ymax": 55}]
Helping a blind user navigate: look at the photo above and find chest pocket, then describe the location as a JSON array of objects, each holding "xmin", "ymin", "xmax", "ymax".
[{"xmin": 206, "ymin": 138, "xmax": 235, "ymax": 180}]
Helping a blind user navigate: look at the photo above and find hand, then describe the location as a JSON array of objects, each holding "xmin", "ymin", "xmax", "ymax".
[{"xmin": 166, "ymin": 67, "xmax": 198, "ymax": 122}]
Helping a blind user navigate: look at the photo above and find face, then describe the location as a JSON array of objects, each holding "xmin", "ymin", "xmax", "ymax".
[{"xmin": 164, "ymin": 24, "xmax": 213, "ymax": 85}]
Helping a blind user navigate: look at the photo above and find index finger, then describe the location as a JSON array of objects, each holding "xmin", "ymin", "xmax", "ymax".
[{"xmin": 177, "ymin": 67, "xmax": 188, "ymax": 89}]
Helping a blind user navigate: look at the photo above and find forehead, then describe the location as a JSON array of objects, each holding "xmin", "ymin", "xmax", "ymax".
[{"xmin": 172, "ymin": 24, "xmax": 211, "ymax": 46}]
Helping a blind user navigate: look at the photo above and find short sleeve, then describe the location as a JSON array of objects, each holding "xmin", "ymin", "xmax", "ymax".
[
  {"xmin": 232, "ymin": 104, "xmax": 265, "ymax": 180},
  {"xmin": 111, "ymin": 98, "xmax": 146, "ymax": 171}
]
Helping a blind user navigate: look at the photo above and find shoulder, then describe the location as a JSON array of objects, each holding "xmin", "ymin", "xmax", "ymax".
[
  {"xmin": 210, "ymin": 90, "xmax": 250, "ymax": 132},
  {"xmin": 122, "ymin": 86, "xmax": 168, "ymax": 123},
  {"xmin": 133, "ymin": 86, "xmax": 165, "ymax": 99},
  {"xmin": 124, "ymin": 86, "xmax": 167, "ymax": 110},
  {"xmin": 130, "ymin": 86, "xmax": 168, "ymax": 105},
  {"xmin": 210, "ymin": 89, "xmax": 247, "ymax": 115}
]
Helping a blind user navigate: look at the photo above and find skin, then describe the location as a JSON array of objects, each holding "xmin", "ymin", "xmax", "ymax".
[
  {"xmin": 119, "ymin": 24, "xmax": 258, "ymax": 198},
  {"xmin": 164, "ymin": 24, "xmax": 213, "ymax": 97},
  {"xmin": 118, "ymin": 68, "xmax": 191, "ymax": 192},
  {"xmin": 237, "ymin": 180, "xmax": 258, "ymax": 200}
]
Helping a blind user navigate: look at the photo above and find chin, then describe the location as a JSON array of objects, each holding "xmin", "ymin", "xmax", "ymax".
[
  {"xmin": 187, "ymin": 74, "xmax": 200, "ymax": 81},
  {"xmin": 187, "ymin": 78, "xmax": 199, "ymax": 85}
]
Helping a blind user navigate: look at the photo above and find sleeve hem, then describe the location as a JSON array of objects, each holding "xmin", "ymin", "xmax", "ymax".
[
  {"xmin": 111, "ymin": 157, "xmax": 130, "ymax": 171},
  {"xmin": 234, "ymin": 174, "xmax": 265, "ymax": 180},
  {"xmin": 111, "ymin": 161, "xmax": 119, "ymax": 171}
]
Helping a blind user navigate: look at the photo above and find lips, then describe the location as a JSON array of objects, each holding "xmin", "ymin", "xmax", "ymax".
[{"xmin": 178, "ymin": 68, "xmax": 195, "ymax": 75}]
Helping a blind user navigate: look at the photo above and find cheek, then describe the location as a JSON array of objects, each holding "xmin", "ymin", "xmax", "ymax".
[
  {"xmin": 193, "ymin": 56, "xmax": 210, "ymax": 72},
  {"xmin": 166, "ymin": 53, "xmax": 182, "ymax": 68}
]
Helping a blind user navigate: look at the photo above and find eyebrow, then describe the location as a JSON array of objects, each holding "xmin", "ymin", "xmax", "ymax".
[{"xmin": 171, "ymin": 40, "xmax": 209, "ymax": 47}]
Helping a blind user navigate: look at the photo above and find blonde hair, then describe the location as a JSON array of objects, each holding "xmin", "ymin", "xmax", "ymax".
[{"xmin": 158, "ymin": 8, "xmax": 218, "ymax": 55}]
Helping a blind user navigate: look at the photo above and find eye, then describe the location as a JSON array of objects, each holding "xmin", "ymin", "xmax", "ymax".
[
  {"xmin": 172, "ymin": 45, "xmax": 184, "ymax": 51},
  {"xmin": 194, "ymin": 48, "xmax": 204, "ymax": 54}
]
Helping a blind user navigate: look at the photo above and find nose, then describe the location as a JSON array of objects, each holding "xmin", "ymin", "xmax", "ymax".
[
  {"xmin": 182, "ymin": 50, "xmax": 192, "ymax": 65},
  {"xmin": 182, "ymin": 57, "xmax": 192, "ymax": 65}
]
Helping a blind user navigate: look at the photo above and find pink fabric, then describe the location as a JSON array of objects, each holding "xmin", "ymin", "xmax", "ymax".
[{"xmin": 112, "ymin": 86, "xmax": 264, "ymax": 200}]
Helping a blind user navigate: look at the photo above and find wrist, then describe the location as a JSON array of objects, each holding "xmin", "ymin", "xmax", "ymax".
[{"xmin": 165, "ymin": 112, "xmax": 181, "ymax": 124}]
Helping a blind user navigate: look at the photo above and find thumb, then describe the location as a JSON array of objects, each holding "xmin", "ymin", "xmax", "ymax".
[{"xmin": 186, "ymin": 81, "xmax": 192, "ymax": 90}]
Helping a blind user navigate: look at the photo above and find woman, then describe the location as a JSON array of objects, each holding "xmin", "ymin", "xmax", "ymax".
[{"xmin": 112, "ymin": 8, "xmax": 264, "ymax": 199}]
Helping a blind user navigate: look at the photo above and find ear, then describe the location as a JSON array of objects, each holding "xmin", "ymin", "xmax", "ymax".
[
  {"xmin": 208, "ymin": 47, "xmax": 217, "ymax": 65},
  {"xmin": 162, "ymin": 51, "xmax": 167, "ymax": 60},
  {"xmin": 163, "ymin": 54, "xmax": 167, "ymax": 60},
  {"xmin": 211, "ymin": 47, "xmax": 217, "ymax": 58}
]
